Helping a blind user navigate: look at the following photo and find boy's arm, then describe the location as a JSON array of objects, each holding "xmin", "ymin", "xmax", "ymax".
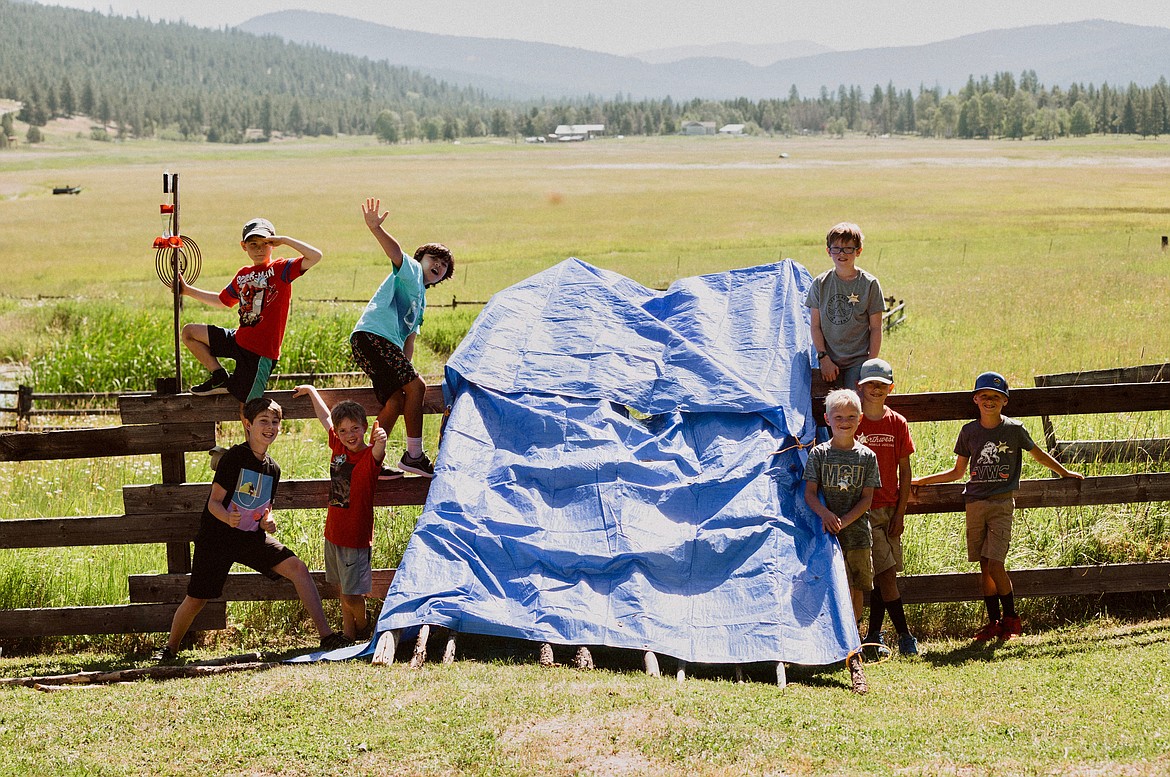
[
  {"xmin": 839, "ymin": 487, "xmax": 874, "ymax": 530},
  {"xmin": 403, "ymin": 331, "xmax": 416, "ymax": 362},
  {"xmin": 362, "ymin": 197, "xmax": 405, "ymax": 270},
  {"xmin": 911, "ymin": 455, "xmax": 968, "ymax": 487},
  {"xmin": 272, "ymin": 235, "xmax": 322, "ymax": 270},
  {"xmin": 370, "ymin": 420, "xmax": 387, "ymax": 465},
  {"xmin": 889, "ymin": 456, "xmax": 912, "ymax": 538},
  {"xmin": 1028, "ymin": 446, "xmax": 1085, "ymax": 480},
  {"xmin": 291, "ymin": 385, "xmax": 332, "ymax": 431},
  {"xmin": 170, "ymin": 274, "xmax": 230, "ymax": 309},
  {"xmin": 804, "ymin": 481, "xmax": 842, "ymax": 534},
  {"xmin": 809, "ymin": 309, "xmax": 839, "ymax": 382},
  {"xmin": 206, "ymin": 483, "xmax": 241, "ymax": 528},
  {"xmin": 867, "ymin": 311, "xmax": 883, "ymax": 359}
]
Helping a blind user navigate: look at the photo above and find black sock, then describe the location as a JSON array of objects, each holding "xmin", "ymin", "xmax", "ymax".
[
  {"xmin": 212, "ymin": 367, "xmax": 229, "ymax": 381},
  {"xmin": 1000, "ymin": 592, "xmax": 1017, "ymax": 619},
  {"xmin": 984, "ymin": 595, "xmax": 1002, "ymax": 623},
  {"xmin": 866, "ymin": 589, "xmax": 885, "ymax": 639},
  {"xmin": 886, "ymin": 597, "xmax": 909, "ymax": 636}
]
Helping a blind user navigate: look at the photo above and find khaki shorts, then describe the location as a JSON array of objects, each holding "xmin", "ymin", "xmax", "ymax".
[
  {"xmin": 965, "ymin": 495, "xmax": 1015, "ymax": 563},
  {"xmin": 868, "ymin": 505, "xmax": 904, "ymax": 576},
  {"xmin": 843, "ymin": 547, "xmax": 874, "ymax": 592}
]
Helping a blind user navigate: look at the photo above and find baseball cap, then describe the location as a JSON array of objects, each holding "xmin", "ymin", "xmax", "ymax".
[
  {"xmin": 973, "ymin": 371, "xmax": 1009, "ymax": 396},
  {"xmin": 858, "ymin": 358, "xmax": 894, "ymax": 385},
  {"xmin": 241, "ymin": 218, "xmax": 275, "ymax": 241}
]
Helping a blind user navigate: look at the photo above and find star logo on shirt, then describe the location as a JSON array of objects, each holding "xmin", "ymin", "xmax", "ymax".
[
  {"xmin": 856, "ymin": 432, "xmax": 868, "ymax": 445},
  {"xmin": 847, "ymin": 293, "xmax": 860, "ymax": 304},
  {"xmin": 996, "ymin": 442, "xmax": 1011, "ymax": 454},
  {"xmin": 836, "ymin": 480, "xmax": 852, "ymax": 491}
]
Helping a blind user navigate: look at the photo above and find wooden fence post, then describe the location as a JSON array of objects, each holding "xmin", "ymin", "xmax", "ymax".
[
  {"xmin": 15, "ymin": 384, "xmax": 33, "ymax": 431},
  {"xmin": 155, "ymin": 377, "xmax": 191, "ymax": 574}
]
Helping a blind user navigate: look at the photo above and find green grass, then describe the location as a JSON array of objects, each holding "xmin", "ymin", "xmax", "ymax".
[{"xmin": 1, "ymin": 617, "xmax": 1168, "ymax": 776}]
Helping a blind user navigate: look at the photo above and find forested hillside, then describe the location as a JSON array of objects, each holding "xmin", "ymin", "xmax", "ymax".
[{"xmin": 1, "ymin": 0, "xmax": 1167, "ymax": 144}]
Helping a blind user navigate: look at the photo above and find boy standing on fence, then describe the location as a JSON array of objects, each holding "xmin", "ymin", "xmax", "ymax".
[
  {"xmin": 912, "ymin": 372, "xmax": 1083, "ymax": 641},
  {"xmin": 292, "ymin": 384, "xmax": 386, "ymax": 640},
  {"xmin": 805, "ymin": 222, "xmax": 884, "ymax": 390},
  {"xmin": 855, "ymin": 358, "xmax": 919, "ymax": 656},
  {"xmin": 172, "ymin": 218, "xmax": 322, "ymax": 402},
  {"xmin": 154, "ymin": 397, "xmax": 348, "ymax": 662},
  {"xmin": 803, "ymin": 388, "xmax": 881, "ymax": 694},
  {"xmin": 351, "ymin": 197, "xmax": 453, "ymax": 478}
]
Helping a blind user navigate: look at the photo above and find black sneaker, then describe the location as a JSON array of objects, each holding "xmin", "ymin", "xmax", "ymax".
[
  {"xmin": 319, "ymin": 631, "xmax": 354, "ymax": 651},
  {"xmin": 152, "ymin": 645, "xmax": 179, "ymax": 663},
  {"xmin": 190, "ymin": 369, "xmax": 230, "ymax": 396},
  {"xmin": 378, "ymin": 466, "xmax": 405, "ymax": 480},
  {"xmin": 398, "ymin": 451, "xmax": 435, "ymax": 478}
]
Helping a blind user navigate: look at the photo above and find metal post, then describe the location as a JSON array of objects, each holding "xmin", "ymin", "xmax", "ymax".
[{"xmin": 169, "ymin": 173, "xmax": 183, "ymax": 389}]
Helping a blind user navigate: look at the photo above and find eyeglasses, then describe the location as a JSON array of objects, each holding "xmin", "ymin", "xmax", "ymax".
[{"xmin": 828, "ymin": 246, "xmax": 859, "ymax": 255}]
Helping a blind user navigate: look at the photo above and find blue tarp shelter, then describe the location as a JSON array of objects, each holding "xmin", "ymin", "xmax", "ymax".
[{"xmin": 311, "ymin": 258, "xmax": 859, "ymax": 666}]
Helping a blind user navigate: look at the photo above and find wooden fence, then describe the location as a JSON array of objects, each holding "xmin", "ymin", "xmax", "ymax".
[{"xmin": 0, "ymin": 372, "xmax": 1168, "ymax": 639}]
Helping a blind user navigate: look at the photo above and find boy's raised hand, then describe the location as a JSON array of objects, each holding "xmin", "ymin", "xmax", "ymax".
[
  {"xmin": 259, "ymin": 508, "xmax": 276, "ymax": 533},
  {"xmin": 224, "ymin": 505, "xmax": 242, "ymax": 529},
  {"xmin": 291, "ymin": 384, "xmax": 313, "ymax": 398},
  {"xmin": 362, "ymin": 197, "xmax": 388, "ymax": 230},
  {"xmin": 370, "ymin": 419, "xmax": 388, "ymax": 446}
]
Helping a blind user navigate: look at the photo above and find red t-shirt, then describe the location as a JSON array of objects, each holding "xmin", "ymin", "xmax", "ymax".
[
  {"xmin": 323, "ymin": 428, "xmax": 379, "ymax": 548},
  {"xmin": 856, "ymin": 406, "xmax": 915, "ymax": 509},
  {"xmin": 218, "ymin": 256, "xmax": 306, "ymax": 359}
]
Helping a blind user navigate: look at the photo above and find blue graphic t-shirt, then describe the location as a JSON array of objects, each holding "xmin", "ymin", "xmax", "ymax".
[
  {"xmin": 352, "ymin": 253, "xmax": 426, "ymax": 349},
  {"xmin": 955, "ymin": 416, "xmax": 1036, "ymax": 501}
]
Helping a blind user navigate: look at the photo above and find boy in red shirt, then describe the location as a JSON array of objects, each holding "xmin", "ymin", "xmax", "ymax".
[
  {"xmin": 294, "ymin": 384, "xmax": 387, "ymax": 640},
  {"xmin": 173, "ymin": 217, "xmax": 322, "ymax": 401},
  {"xmin": 855, "ymin": 358, "xmax": 919, "ymax": 656}
]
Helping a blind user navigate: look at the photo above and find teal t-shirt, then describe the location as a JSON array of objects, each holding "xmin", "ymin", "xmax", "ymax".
[{"xmin": 352, "ymin": 253, "xmax": 426, "ymax": 349}]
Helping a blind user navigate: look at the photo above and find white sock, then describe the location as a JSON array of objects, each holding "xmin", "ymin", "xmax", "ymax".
[{"xmin": 406, "ymin": 437, "xmax": 423, "ymax": 457}]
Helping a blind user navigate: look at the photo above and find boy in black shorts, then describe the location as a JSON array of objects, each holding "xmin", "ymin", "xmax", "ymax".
[
  {"xmin": 153, "ymin": 397, "xmax": 348, "ymax": 661},
  {"xmin": 351, "ymin": 198, "xmax": 454, "ymax": 478}
]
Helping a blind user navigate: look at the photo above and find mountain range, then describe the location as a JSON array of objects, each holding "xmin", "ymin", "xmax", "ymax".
[{"xmin": 238, "ymin": 13, "xmax": 1170, "ymax": 100}]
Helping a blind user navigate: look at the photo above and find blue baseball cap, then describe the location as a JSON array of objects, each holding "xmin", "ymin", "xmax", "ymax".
[{"xmin": 973, "ymin": 371, "xmax": 1009, "ymax": 396}]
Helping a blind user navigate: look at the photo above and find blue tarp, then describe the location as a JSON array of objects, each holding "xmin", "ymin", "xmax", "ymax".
[{"xmin": 308, "ymin": 258, "xmax": 860, "ymax": 666}]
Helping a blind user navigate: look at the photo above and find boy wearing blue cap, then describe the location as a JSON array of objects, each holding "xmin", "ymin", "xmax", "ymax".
[{"xmin": 912, "ymin": 371, "xmax": 1083, "ymax": 641}]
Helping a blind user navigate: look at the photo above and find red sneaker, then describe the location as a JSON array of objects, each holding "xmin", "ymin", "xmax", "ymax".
[
  {"xmin": 999, "ymin": 616, "xmax": 1022, "ymax": 640},
  {"xmin": 972, "ymin": 621, "xmax": 1001, "ymax": 641}
]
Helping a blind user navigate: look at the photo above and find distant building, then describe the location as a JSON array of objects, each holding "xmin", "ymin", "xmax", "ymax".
[
  {"xmin": 718, "ymin": 124, "xmax": 746, "ymax": 136},
  {"xmin": 551, "ymin": 124, "xmax": 605, "ymax": 141},
  {"xmin": 681, "ymin": 121, "xmax": 717, "ymax": 136}
]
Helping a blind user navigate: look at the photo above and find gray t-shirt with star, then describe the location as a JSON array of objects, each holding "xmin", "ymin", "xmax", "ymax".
[
  {"xmin": 805, "ymin": 267, "xmax": 884, "ymax": 368},
  {"xmin": 803, "ymin": 440, "xmax": 881, "ymax": 550}
]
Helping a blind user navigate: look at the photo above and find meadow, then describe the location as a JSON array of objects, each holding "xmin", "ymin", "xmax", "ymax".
[{"xmin": 1, "ymin": 129, "xmax": 1169, "ymax": 775}]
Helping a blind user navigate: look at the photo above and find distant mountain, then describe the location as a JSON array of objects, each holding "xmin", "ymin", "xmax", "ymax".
[
  {"xmin": 238, "ymin": 13, "xmax": 1170, "ymax": 100},
  {"xmin": 630, "ymin": 41, "xmax": 833, "ymax": 68}
]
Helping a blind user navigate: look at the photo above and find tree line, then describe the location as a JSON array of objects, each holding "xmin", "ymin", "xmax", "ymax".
[{"xmin": 1, "ymin": 0, "xmax": 1167, "ymax": 149}]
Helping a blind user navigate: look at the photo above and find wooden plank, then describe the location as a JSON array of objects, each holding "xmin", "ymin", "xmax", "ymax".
[
  {"xmin": 0, "ymin": 422, "xmax": 215, "ymax": 462},
  {"xmin": 122, "ymin": 476, "xmax": 431, "ymax": 514},
  {"xmin": 893, "ymin": 562, "xmax": 1170, "ymax": 604},
  {"xmin": 0, "ymin": 602, "xmax": 226, "ymax": 638},
  {"xmin": 907, "ymin": 472, "xmax": 1170, "ymax": 515},
  {"xmin": 1054, "ymin": 438, "xmax": 1170, "ymax": 465},
  {"xmin": 884, "ymin": 382, "xmax": 1170, "ymax": 423},
  {"xmin": 0, "ymin": 513, "xmax": 201, "ymax": 549},
  {"xmin": 128, "ymin": 569, "xmax": 397, "ymax": 603},
  {"xmin": 118, "ymin": 385, "xmax": 447, "ymax": 425},
  {"xmin": 1035, "ymin": 363, "xmax": 1170, "ymax": 387}
]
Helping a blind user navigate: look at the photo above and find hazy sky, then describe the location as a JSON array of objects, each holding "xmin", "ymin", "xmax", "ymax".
[{"xmin": 31, "ymin": 0, "xmax": 1170, "ymax": 55}]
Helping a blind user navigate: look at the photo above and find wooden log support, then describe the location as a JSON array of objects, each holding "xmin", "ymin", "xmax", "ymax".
[
  {"xmin": 0, "ymin": 602, "xmax": 225, "ymax": 638},
  {"xmin": 573, "ymin": 646, "xmax": 594, "ymax": 670},
  {"xmin": 372, "ymin": 630, "xmax": 399, "ymax": 665},
  {"xmin": 409, "ymin": 624, "xmax": 431, "ymax": 669},
  {"xmin": 128, "ymin": 569, "xmax": 396, "ymax": 603},
  {"xmin": 538, "ymin": 642, "xmax": 555, "ymax": 667},
  {"xmin": 1, "ymin": 660, "xmax": 276, "ymax": 689},
  {"xmin": 676, "ymin": 659, "xmax": 687, "ymax": 683},
  {"xmin": 0, "ymin": 422, "xmax": 215, "ymax": 462},
  {"xmin": 0, "ymin": 513, "xmax": 201, "ymax": 549},
  {"xmin": 735, "ymin": 666, "xmax": 745, "ymax": 684},
  {"xmin": 643, "ymin": 651, "xmax": 660, "ymax": 677},
  {"xmin": 776, "ymin": 662, "xmax": 787, "ymax": 689},
  {"xmin": 123, "ymin": 477, "xmax": 431, "ymax": 513},
  {"xmin": 442, "ymin": 629, "xmax": 457, "ymax": 664}
]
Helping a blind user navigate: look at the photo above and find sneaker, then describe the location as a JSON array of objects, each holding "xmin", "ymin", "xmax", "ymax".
[
  {"xmin": 972, "ymin": 620, "xmax": 1001, "ymax": 642},
  {"xmin": 190, "ymin": 370, "xmax": 230, "ymax": 396},
  {"xmin": 897, "ymin": 633, "xmax": 920, "ymax": 656},
  {"xmin": 999, "ymin": 616, "xmax": 1022, "ymax": 640},
  {"xmin": 863, "ymin": 631, "xmax": 891, "ymax": 661},
  {"xmin": 378, "ymin": 466, "xmax": 405, "ymax": 480},
  {"xmin": 152, "ymin": 645, "xmax": 179, "ymax": 663},
  {"xmin": 319, "ymin": 631, "xmax": 354, "ymax": 651},
  {"xmin": 397, "ymin": 451, "xmax": 435, "ymax": 478},
  {"xmin": 847, "ymin": 653, "xmax": 868, "ymax": 695}
]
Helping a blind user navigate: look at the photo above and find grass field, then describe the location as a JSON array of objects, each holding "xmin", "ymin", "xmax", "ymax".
[{"xmin": 1, "ymin": 131, "xmax": 1169, "ymax": 775}]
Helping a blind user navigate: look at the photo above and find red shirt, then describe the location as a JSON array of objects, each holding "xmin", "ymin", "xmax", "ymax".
[
  {"xmin": 856, "ymin": 405, "xmax": 915, "ymax": 509},
  {"xmin": 218, "ymin": 256, "xmax": 305, "ymax": 359},
  {"xmin": 323, "ymin": 428, "xmax": 379, "ymax": 548}
]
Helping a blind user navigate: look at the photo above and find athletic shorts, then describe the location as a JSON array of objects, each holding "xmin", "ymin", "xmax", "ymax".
[
  {"xmin": 965, "ymin": 495, "xmax": 1015, "ymax": 563},
  {"xmin": 207, "ymin": 325, "xmax": 276, "ymax": 403},
  {"xmin": 868, "ymin": 505, "xmax": 904, "ymax": 576},
  {"xmin": 187, "ymin": 528, "xmax": 297, "ymax": 600},
  {"xmin": 350, "ymin": 330, "xmax": 419, "ymax": 407},
  {"xmin": 324, "ymin": 539, "xmax": 373, "ymax": 596},
  {"xmin": 843, "ymin": 547, "xmax": 874, "ymax": 592}
]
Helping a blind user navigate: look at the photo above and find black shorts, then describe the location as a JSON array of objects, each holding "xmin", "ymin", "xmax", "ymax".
[
  {"xmin": 187, "ymin": 527, "xmax": 297, "ymax": 600},
  {"xmin": 207, "ymin": 325, "xmax": 277, "ymax": 403},
  {"xmin": 350, "ymin": 330, "xmax": 420, "ymax": 407}
]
